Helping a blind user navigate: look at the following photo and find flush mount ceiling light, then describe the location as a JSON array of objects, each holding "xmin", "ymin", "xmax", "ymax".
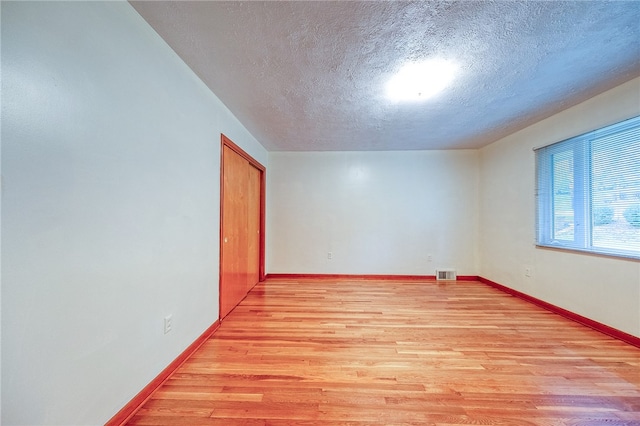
[{"xmin": 385, "ymin": 59, "xmax": 458, "ymax": 103}]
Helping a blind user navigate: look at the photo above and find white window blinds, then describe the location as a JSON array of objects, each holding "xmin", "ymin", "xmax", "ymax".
[{"xmin": 535, "ymin": 116, "xmax": 640, "ymax": 259}]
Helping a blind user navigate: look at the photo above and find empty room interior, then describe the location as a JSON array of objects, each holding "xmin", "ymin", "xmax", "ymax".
[{"xmin": 2, "ymin": 1, "xmax": 640, "ymax": 425}]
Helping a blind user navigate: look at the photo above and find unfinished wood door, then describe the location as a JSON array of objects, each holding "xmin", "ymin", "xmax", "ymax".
[{"xmin": 220, "ymin": 136, "xmax": 264, "ymax": 320}]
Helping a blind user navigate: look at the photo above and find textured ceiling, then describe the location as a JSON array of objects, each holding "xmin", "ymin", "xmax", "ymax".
[{"xmin": 130, "ymin": 1, "xmax": 640, "ymax": 151}]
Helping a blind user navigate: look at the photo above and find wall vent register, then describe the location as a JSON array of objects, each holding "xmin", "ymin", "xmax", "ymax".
[{"xmin": 436, "ymin": 269, "xmax": 457, "ymax": 281}]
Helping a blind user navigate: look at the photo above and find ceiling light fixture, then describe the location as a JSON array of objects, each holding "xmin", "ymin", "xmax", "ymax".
[{"xmin": 385, "ymin": 59, "xmax": 458, "ymax": 103}]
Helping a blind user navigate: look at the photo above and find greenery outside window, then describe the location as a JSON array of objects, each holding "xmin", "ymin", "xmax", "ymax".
[{"xmin": 535, "ymin": 116, "xmax": 640, "ymax": 259}]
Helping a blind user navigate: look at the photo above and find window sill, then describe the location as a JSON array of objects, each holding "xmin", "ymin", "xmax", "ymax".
[{"xmin": 535, "ymin": 243, "xmax": 640, "ymax": 261}]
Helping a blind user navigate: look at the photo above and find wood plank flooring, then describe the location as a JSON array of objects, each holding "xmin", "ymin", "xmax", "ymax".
[{"xmin": 128, "ymin": 278, "xmax": 640, "ymax": 425}]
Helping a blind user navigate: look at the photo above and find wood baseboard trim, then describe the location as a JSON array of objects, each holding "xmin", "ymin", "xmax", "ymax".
[
  {"xmin": 456, "ymin": 275, "xmax": 479, "ymax": 281},
  {"xmin": 478, "ymin": 276, "xmax": 640, "ymax": 348},
  {"xmin": 265, "ymin": 273, "xmax": 437, "ymax": 281},
  {"xmin": 105, "ymin": 320, "xmax": 221, "ymax": 426},
  {"xmin": 265, "ymin": 273, "xmax": 481, "ymax": 282}
]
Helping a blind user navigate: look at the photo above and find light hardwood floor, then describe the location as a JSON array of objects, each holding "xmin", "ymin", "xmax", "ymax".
[{"xmin": 128, "ymin": 278, "xmax": 640, "ymax": 425}]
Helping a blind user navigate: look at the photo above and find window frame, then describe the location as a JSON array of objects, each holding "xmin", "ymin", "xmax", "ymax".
[{"xmin": 535, "ymin": 116, "xmax": 640, "ymax": 260}]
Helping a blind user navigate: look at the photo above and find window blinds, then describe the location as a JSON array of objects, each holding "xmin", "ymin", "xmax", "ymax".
[{"xmin": 535, "ymin": 115, "xmax": 640, "ymax": 258}]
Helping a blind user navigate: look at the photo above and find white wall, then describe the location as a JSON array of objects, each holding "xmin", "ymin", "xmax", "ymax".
[
  {"xmin": 1, "ymin": 2, "xmax": 266, "ymax": 424},
  {"xmin": 479, "ymin": 77, "xmax": 640, "ymax": 338},
  {"xmin": 267, "ymin": 151, "xmax": 479, "ymax": 275}
]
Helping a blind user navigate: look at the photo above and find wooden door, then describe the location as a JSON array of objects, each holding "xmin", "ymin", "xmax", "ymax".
[
  {"xmin": 247, "ymin": 164, "xmax": 261, "ymax": 292},
  {"xmin": 220, "ymin": 136, "xmax": 265, "ymax": 320},
  {"xmin": 220, "ymin": 145, "xmax": 248, "ymax": 319}
]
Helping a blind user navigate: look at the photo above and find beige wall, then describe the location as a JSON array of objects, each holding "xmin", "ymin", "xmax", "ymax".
[
  {"xmin": 479, "ymin": 77, "xmax": 640, "ymax": 337},
  {"xmin": 267, "ymin": 150, "xmax": 479, "ymax": 275},
  {"xmin": 2, "ymin": 2, "xmax": 267, "ymax": 424}
]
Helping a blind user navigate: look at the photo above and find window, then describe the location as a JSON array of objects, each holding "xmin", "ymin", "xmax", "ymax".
[{"xmin": 535, "ymin": 116, "xmax": 640, "ymax": 259}]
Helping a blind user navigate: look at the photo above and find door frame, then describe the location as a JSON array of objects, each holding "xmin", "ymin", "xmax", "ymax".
[{"xmin": 219, "ymin": 134, "xmax": 266, "ymax": 319}]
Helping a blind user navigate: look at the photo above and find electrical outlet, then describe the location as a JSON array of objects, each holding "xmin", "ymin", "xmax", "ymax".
[
  {"xmin": 327, "ymin": 252, "xmax": 333, "ymax": 260},
  {"xmin": 524, "ymin": 267, "xmax": 533, "ymax": 278},
  {"xmin": 164, "ymin": 314, "xmax": 173, "ymax": 334},
  {"xmin": 427, "ymin": 255, "xmax": 433, "ymax": 262}
]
